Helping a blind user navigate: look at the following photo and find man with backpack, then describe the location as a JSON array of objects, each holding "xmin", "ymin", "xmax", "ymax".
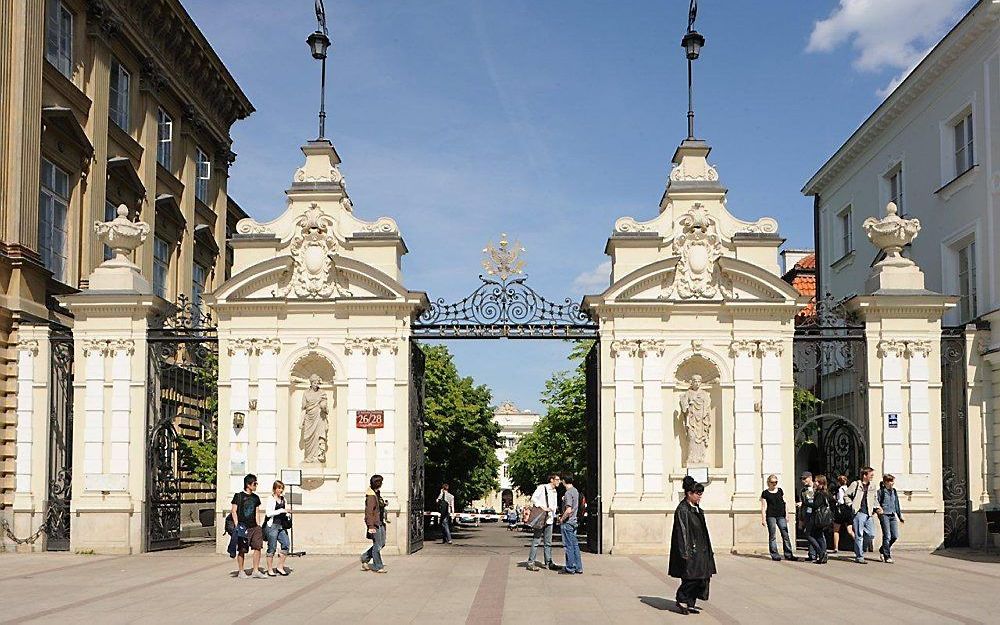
[
  {"xmin": 436, "ymin": 483, "xmax": 455, "ymax": 544},
  {"xmin": 844, "ymin": 467, "xmax": 883, "ymax": 564}
]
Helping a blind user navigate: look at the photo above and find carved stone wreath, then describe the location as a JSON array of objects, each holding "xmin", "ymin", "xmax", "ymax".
[
  {"xmin": 666, "ymin": 204, "xmax": 732, "ymax": 300},
  {"xmin": 274, "ymin": 204, "xmax": 353, "ymax": 299}
]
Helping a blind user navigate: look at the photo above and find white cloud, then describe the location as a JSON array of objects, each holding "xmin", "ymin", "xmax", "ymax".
[
  {"xmin": 572, "ymin": 261, "xmax": 612, "ymax": 294},
  {"xmin": 806, "ymin": 0, "xmax": 971, "ymax": 95}
]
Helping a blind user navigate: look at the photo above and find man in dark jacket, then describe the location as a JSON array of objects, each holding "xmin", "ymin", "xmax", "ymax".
[
  {"xmin": 361, "ymin": 474, "xmax": 388, "ymax": 573},
  {"xmin": 669, "ymin": 476, "xmax": 717, "ymax": 615}
]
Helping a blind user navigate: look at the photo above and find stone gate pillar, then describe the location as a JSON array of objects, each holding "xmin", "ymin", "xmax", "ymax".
[
  {"xmin": 60, "ymin": 206, "xmax": 168, "ymax": 553},
  {"xmin": 847, "ymin": 203, "xmax": 956, "ymax": 548}
]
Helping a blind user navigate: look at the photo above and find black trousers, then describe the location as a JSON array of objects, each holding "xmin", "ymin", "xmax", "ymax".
[{"xmin": 676, "ymin": 578, "xmax": 709, "ymax": 607}]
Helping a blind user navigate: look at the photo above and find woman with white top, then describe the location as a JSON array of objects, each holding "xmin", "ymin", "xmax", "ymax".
[
  {"xmin": 264, "ymin": 480, "xmax": 292, "ymax": 576},
  {"xmin": 831, "ymin": 474, "xmax": 855, "ymax": 554}
]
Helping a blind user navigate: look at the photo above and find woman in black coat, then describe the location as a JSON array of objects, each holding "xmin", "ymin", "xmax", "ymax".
[{"xmin": 669, "ymin": 476, "xmax": 717, "ymax": 615}]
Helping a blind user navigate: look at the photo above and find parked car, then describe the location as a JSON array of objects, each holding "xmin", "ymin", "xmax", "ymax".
[
  {"xmin": 457, "ymin": 507, "xmax": 479, "ymax": 526},
  {"xmin": 480, "ymin": 508, "xmax": 499, "ymax": 522}
]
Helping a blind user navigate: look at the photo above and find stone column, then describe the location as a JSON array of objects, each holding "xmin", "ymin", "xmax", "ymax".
[
  {"xmin": 640, "ymin": 340, "xmax": 666, "ymax": 495},
  {"xmin": 374, "ymin": 338, "xmax": 397, "ymax": 494},
  {"xmin": 344, "ymin": 338, "xmax": 369, "ymax": 493},
  {"xmin": 731, "ymin": 339, "xmax": 757, "ymax": 494},
  {"xmin": 60, "ymin": 206, "xmax": 168, "ymax": 553},
  {"xmin": 759, "ymin": 339, "xmax": 785, "ymax": 486},
  {"xmin": 226, "ymin": 338, "xmax": 253, "ymax": 495},
  {"xmin": 10, "ymin": 329, "xmax": 47, "ymax": 550},
  {"xmin": 611, "ymin": 339, "xmax": 640, "ymax": 495},
  {"xmin": 256, "ymin": 339, "xmax": 281, "ymax": 489}
]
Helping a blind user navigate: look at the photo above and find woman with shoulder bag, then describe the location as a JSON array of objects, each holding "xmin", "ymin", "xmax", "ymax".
[
  {"xmin": 831, "ymin": 475, "xmax": 855, "ymax": 554},
  {"xmin": 806, "ymin": 475, "xmax": 834, "ymax": 564},
  {"xmin": 263, "ymin": 480, "xmax": 292, "ymax": 576}
]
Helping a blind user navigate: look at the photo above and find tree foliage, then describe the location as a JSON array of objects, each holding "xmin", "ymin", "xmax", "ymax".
[
  {"xmin": 506, "ymin": 341, "xmax": 592, "ymax": 496},
  {"xmin": 177, "ymin": 349, "xmax": 219, "ymax": 485},
  {"xmin": 421, "ymin": 344, "xmax": 501, "ymax": 509},
  {"xmin": 793, "ymin": 386, "xmax": 823, "ymax": 443}
]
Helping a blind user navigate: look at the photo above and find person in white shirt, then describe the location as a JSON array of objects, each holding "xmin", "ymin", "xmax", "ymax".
[
  {"xmin": 436, "ymin": 483, "xmax": 456, "ymax": 544},
  {"xmin": 263, "ymin": 480, "xmax": 292, "ymax": 577},
  {"xmin": 526, "ymin": 473, "xmax": 560, "ymax": 571}
]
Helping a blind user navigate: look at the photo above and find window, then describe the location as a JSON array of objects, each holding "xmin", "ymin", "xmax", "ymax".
[
  {"xmin": 957, "ymin": 241, "xmax": 977, "ymax": 322},
  {"xmin": 45, "ymin": 0, "xmax": 73, "ymax": 77},
  {"xmin": 192, "ymin": 262, "xmax": 207, "ymax": 316},
  {"xmin": 109, "ymin": 58, "xmax": 130, "ymax": 130},
  {"xmin": 195, "ymin": 147, "xmax": 211, "ymax": 203},
  {"xmin": 953, "ymin": 113, "xmax": 974, "ymax": 175},
  {"xmin": 157, "ymin": 108, "xmax": 172, "ymax": 169},
  {"xmin": 39, "ymin": 158, "xmax": 70, "ymax": 282},
  {"xmin": 838, "ymin": 206, "xmax": 853, "ymax": 258},
  {"xmin": 153, "ymin": 236, "xmax": 170, "ymax": 299},
  {"xmin": 887, "ymin": 167, "xmax": 903, "ymax": 212},
  {"xmin": 103, "ymin": 200, "xmax": 117, "ymax": 261}
]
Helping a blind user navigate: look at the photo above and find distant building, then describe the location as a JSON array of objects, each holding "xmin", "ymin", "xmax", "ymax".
[
  {"xmin": 475, "ymin": 401, "xmax": 541, "ymax": 510},
  {"xmin": 780, "ymin": 250, "xmax": 816, "ymax": 322}
]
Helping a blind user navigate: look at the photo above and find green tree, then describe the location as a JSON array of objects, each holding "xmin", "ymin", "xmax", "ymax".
[
  {"xmin": 793, "ymin": 386, "xmax": 823, "ymax": 444},
  {"xmin": 421, "ymin": 344, "xmax": 501, "ymax": 508},
  {"xmin": 177, "ymin": 349, "xmax": 219, "ymax": 485},
  {"xmin": 506, "ymin": 340, "xmax": 592, "ymax": 496}
]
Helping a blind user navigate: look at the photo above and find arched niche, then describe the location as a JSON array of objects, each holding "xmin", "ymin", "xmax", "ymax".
[
  {"xmin": 673, "ymin": 354, "xmax": 723, "ymax": 468},
  {"xmin": 288, "ymin": 350, "xmax": 338, "ymax": 469}
]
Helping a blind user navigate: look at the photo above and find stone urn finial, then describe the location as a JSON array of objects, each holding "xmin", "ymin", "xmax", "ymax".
[
  {"xmin": 94, "ymin": 204, "xmax": 150, "ymax": 268},
  {"xmin": 862, "ymin": 202, "xmax": 920, "ymax": 264}
]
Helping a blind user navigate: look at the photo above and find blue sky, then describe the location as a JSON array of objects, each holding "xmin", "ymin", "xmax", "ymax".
[{"xmin": 187, "ymin": 0, "xmax": 973, "ymax": 412}]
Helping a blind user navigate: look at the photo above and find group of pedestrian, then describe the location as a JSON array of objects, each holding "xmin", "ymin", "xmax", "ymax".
[
  {"xmin": 226, "ymin": 474, "xmax": 293, "ymax": 578},
  {"xmin": 765, "ymin": 466, "xmax": 904, "ymax": 566}
]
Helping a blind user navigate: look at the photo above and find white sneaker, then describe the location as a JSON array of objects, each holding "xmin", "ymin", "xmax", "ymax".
[
  {"xmin": 252, "ymin": 570, "xmax": 268, "ymax": 579},
  {"xmin": 237, "ymin": 571, "xmax": 250, "ymax": 579}
]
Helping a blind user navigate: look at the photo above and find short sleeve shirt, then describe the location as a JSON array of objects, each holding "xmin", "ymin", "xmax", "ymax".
[
  {"xmin": 760, "ymin": 488, "xmax": 786, "ymax": 518},
  {"xmin": 562, "ymin": 487, "xmax": 580, "ymax": 523},
  {"xmin": 232, "ymin": 491, "xmax": 261, "ymax": 527}
]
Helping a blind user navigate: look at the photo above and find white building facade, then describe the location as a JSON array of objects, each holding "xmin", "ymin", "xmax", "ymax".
[
  {"xmin": 804, "ymin": 0, "xmax": 1000, "ymax": 547},
  {"xmin": 476, "ymin": 401, "xmax": 540, "ymax": 510}
]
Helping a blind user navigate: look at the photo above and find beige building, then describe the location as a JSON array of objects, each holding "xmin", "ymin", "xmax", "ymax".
[
  {"xmin": 0, "ymin": 0, "xmax": 253, "ymax": 509},
  {"xmin": 803, "ymin": 0, "xmax": 999, "ymax": 547},
  {"xmin": 475, "ymin": 401, "xmax": 540, "ymax": 510}
]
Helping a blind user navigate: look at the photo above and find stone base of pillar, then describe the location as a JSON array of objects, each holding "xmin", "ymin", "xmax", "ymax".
[
  {"xmin": 70, "ymin": 495, "xmax": 144, "ymax": 554},
  {"xmin": 11, "ymin": 494, "xmax": 45, "ymax": 552}
]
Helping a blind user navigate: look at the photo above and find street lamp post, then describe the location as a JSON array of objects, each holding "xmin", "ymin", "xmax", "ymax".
[
  {"xmin": 307, "ymin": 0, "xmax": 332, "ymax": 140},
  {"xmin": 680, "ymin": 0, "xmax": 705, "ymax": 140}
]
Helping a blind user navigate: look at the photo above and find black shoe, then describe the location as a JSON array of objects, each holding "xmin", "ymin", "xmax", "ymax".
[
  {"xmin": 676, "ymin": 602, "xmax": 690, "ymax": 615},
  {"xmin": 771, "ymin": 556, "xmax": 782, "ymax": 561},
  {"xmin": 547, "ymin": 563, "xmax": 560, "ymax": 571},
  {"xmin": 557, "ymin": 570, "xmax": 576, "ymax": 575},
  {"xmin": 526, "ymin": 564, "xmax": 539, "ymax": 571},
  {"xmin": 785, "ymin": 555, "xmax": 798, "ymax": 561}
]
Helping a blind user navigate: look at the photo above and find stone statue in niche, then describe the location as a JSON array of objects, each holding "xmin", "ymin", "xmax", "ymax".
[
  {"xmin": 679, "ymin": 374, "xmax": 712, "ymax": 466},
  {"xmin": 300, "ymin": 374, "xmax": 329, "ymax": 463}
]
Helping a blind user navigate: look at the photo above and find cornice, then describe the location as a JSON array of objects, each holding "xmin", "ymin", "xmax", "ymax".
[{"xmin": 803, "ymin": 1, "xmax": 999, "ymax": 196}]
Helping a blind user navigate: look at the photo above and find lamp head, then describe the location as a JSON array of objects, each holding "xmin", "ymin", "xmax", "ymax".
[
  {"xmin": 307, "ymin": 30, "xmax": 331, "ymax": 60},
  {"xmin": 681, "ymin": 30, "xmax": 705, "ymax": 61}
]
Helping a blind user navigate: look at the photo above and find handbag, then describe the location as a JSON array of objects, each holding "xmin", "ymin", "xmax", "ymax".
[
  {"xmin": 525, "ymin": 505, "xmax": 548, "ymax": 530},
  {"xmin": 281, "ymin": 512, "xmax": 292, "ymax": 530}
]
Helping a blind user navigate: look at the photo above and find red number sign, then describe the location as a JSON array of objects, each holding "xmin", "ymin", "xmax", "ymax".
[{"xmin": 356, "ymin": 410, "xmax": 385, "ymax": 429}]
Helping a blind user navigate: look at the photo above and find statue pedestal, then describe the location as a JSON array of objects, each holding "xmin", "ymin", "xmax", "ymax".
[{"xmin": 300, "ymin": 464, "xmax": 340, "ymax": 485}]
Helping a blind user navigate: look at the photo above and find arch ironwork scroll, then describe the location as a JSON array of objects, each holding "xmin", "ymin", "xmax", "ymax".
[{"xmin": 413, "ymin": 234, "xmax": 598, "ymax": 339}]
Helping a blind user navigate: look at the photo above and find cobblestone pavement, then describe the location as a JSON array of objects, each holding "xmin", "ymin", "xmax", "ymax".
[{"xmin": 0, "ymin": 525, "xmax": 997, "ymax": 624}]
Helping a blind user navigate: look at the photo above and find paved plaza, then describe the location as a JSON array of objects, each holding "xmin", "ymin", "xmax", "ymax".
[{"xmin": 0, "ymin": 525, "xmax": 997, "ymax": 624}]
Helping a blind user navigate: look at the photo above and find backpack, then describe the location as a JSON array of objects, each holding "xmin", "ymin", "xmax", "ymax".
[
  {"xmin": 438, "ymin": 496, "xmax": 450, "ymax": 517},
  {"xmin": 814, "ymin": 494, "xmax": 833, "ymax": 529}
]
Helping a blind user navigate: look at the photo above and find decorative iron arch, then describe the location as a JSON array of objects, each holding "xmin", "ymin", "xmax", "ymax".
[
  {"xmin": 795, "ymin": 412, "xmax": 867, "ymax": 483},
  {"xmin": 412, "ymin": 234, "xmax": 598, "ymax": 339}
]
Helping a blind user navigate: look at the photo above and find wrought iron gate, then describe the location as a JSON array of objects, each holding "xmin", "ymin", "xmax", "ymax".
[
  {"xmin": 45, "ymin": 327, "xmax": 74, "ymax": 551},
  {"xmin": 408, "ymin": 341, "xmax": 426, "ymax": 553},
  {"xmin": 583, "ymin": 340, "xmax": 602, "ymax": 553},
  {"xmin": 146, "ymin": 300, "xmax": 218, "ymax": 551},
  {"xmin": 792, "ymin": 296, "xmax": 868, "ymax": 485},
  {"xmin": 941, "ymin": 327, "xmax": 969, "ymax": 548}
]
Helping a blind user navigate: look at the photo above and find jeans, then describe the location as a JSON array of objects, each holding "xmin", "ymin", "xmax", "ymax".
[
  {"xmin": 264, "ymin": 523, "xmax": 290, "ymax": 556},
  {"xmin": 528, "ymin": 523, "xmax": 553, "ymax": 564},
  {"xmin": 880, "ymin": 513, "xmax": 900, "ymax": 558},
  {"xmin": 766, "ymin": 516, "xmax": 794, "ymax": 559},
  {"xmin": 852, "ymin": 512, "xmax": 876, "ymax": 560},
  {"xmin": 561, "ymin": 522, "xmax": 583, "ymax": 572},
  {"xmin": 361, "ymin": 525, "xmax": 386, "ymax": 571},
  {"xmin": 807, "ymin": 526, "xmax": 827, "ymax": 561},
  {"xmin": 441, "ymin": 515, "xmax": 452, "ymax": 542}
]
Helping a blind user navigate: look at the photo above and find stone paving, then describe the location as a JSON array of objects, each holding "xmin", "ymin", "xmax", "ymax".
[{"xmin": 0, "ymin": 525, "xmax": 997, "ymax": 624}]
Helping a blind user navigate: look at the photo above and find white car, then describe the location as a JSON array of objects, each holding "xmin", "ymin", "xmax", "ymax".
[{"xmin": 457, "ymin": 508, "xmax": 479, "ymax": 525}]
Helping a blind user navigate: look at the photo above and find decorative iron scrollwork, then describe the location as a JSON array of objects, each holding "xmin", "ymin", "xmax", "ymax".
[{"xmin": 152, "ymin": 293, "xmax": 213, "ymax": 329}]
